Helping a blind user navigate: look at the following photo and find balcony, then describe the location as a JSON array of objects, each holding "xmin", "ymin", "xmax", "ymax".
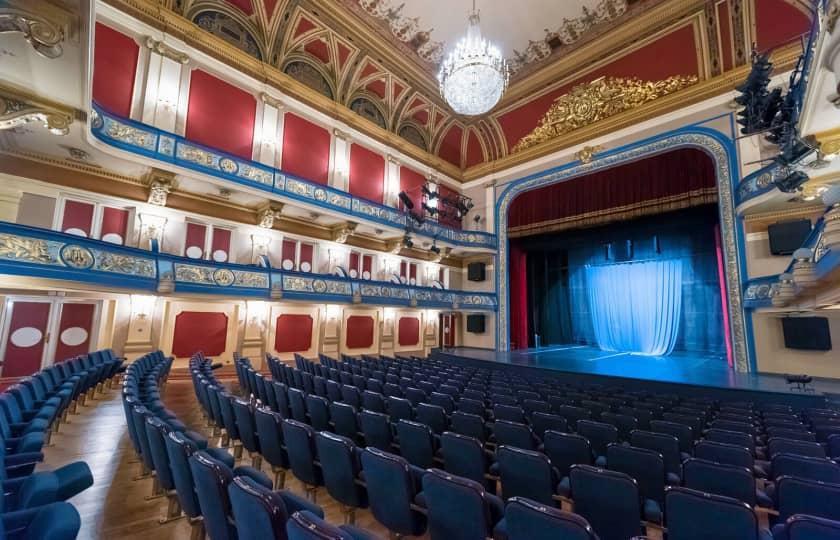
[
  {"xmin": 89, "ymin": 104, "xmax": 497, "ymax": 251},
  {"xmin": 0, "ymin": 221, "xmax": 497, "ymax": 310}
]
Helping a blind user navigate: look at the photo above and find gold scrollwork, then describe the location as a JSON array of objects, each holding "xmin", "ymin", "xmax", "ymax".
[
  {"xmin": 512, "ymin": 75, "xmax": 699, "ymax": 153},
  {"xmin": 0, "ymin": 6, "xmax": 64, "ymax": 59},
  {"xmin": 0, "ymin": 83, "xmax": 74, "ymax": 135},
  {"xmin": 0, "ymin": 234, "xmax": 55, "ymax": 263}
]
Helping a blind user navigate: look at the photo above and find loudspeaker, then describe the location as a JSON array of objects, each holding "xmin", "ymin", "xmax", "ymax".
[
  {"xmin": 466, "ymin": 314, "xmax": 485, "ymax": 333},
  {"xmin": 467, "ymin": 262, "xmax": 485, "ymax": 282}
]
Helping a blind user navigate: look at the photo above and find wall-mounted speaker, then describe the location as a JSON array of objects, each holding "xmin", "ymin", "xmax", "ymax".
[
  {"xmin": 467, "ymin": 262, "xmax": 486, "ymax": 282},
  {"xmin": 466, "ymin": 314, "xmax": 485, "ymax": 333}
]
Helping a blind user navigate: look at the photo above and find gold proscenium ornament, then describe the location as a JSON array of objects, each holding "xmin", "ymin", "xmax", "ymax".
[{"xmin": 512, "ymin": 75, "xmax": 699, "ymax": 153}]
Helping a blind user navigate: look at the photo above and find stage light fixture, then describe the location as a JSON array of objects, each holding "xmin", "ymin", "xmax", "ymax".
[
  {"xmin": 775, "ymin": 170, "xmax": 809, "ymax": 193},
  {"xmin": 402, "ymin": 235, "xmax": 414, "ymax": 249},
  {"xmin": 398, "ymin": 191, "xmax": 414, "ymax": 210},
  {"xmin": 422, "ymin": 203, "xmax": 438, "ymax": 216},
  {"xmin": 430, "ymin": 244, "xmax": 441, "ymax": 255},
  {"xmin": 422, "ymin": 184, "xmax": 438, "ymax": 199}
]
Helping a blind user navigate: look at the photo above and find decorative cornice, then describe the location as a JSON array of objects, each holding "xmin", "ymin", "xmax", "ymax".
[
  {"xmin": 330, "ymin": 222, "xmax": 358, "ymax": 244},
  {"xmin": 144, "ymin": 36, "xmax": 189, "ymax": 64},
  {"xmin": 0, "ymin": 1, "xmax": 66, "ymax": 59},
  {"xmin": 256, "ymin": 202, "xmax": 284, "ymax": 228},
  {"xmin": 144, "ymin": 168, "xmax": 175, "ymax": 206},
  {"xmin": 259, "ymin": 92, "xmax": 285, "ymax": 110},
  {"xmin": 575, "ymin": 145, "xmax": 604, "ymax": 164},
  {"xmin": 512, "ymin": 75, "xmax": 699, "ymax": 153},
  {"xmin": 0, "ymin": 82, "xmax": 75, "ymax": 135}
]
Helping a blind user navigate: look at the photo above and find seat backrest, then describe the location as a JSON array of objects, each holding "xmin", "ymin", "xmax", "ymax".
[
  {"xmin": 280, "ymin": 419, "xmax": 321, "ymax": 487},
  {"xmin": 577, "ymin": 420, "xmax": 618, "ymax": 458},
  {"xmin": 767, "ymin": 437, "xmax": 826, "ymax": 459},
  {"xmin": 568, "ymin": 464, "xmax": 642, "ymax": 540},
  {"xmin": 360, "ymin": 447, "xmax": 426, "ymax": 537},
  {"xmin": 694, "ymin": 440, "xmax": 753, "ymax": 469},
  {"xmin": 776, "ymin": 476, "xmax": 840, "ymax": 522},
  {"xmin": 314, "ymin": 431, "xmax": 365, "ymax": 509},
  {"xmin": 496, "ymin": 445, "xmax": 557, "ymax": 505},
  {"xmin": 601, "ymin": 412, "xmax": 638, "ymax": 441},
  {"xmin": 422, "ymin": 469, "xmax": 494, "ymax": 540},
  {"xmin": 650, "ymin": 420, "xmax": 693, "ymax": 453},
  {"xmin": 542, "ymin": 431, "xmax": 591, "ymax": 477},
  {"xmin": 781, "ymin": 514, "xmax": 840, "ymax": 540},
  {"xmin": 682, "ymin": 458, "xmax": 755, "ymax": 506},
  {"xmin": 287, "ymin": 388, "xmax": 308, "ymax": 423},
  {"xmin": 415, "ymin": 403, "xmax": 448, "ymax": 434},
  {"xmin": 494, "ymin": 420, "xmax": 537, "ymax": 451},
  {"xmin": 505, "ymin": 496, "xmax": 597, "ymax": 540},
  {"xmin": 359, "ymin": 410, "xmax": 393, "ymax": 452},
  {"xmin": 144, "ymin": 416, "xmax": 176, "ymax": 491},
  {"xmin": 440, "ymin": 432, "xmax": 488, "ymax": 488},
  {"xmin": 189, "ymin": 451, "xmax": 236, "ymax": 540},
  {"xmin": 606, "ymin": 443, "xmax": 665, "ymax": 504},
  {"xmin": 17, "ymin": 501, "xmax": 81, "ymax": 540},
  {"xmin": 386, "ymin": 396, "xmax": 414, "ymax": 422},
  {"xmin": 362, "ymin": 391, "xmax": 386, "ymax": 414},
  {"xmin": 530, "ymin": 412, "xmax": 568, "ymax": 439},
  {"xmin": 706, "ymin": 428, "xmax": 755, "ymax": 453},
  {"xmin": 629, "ymin": 430, "xmax": 681, "ymax": 477},
  {"xmin": 395, "ymin": 420, "xmax": 436, "ymax": 469},
  {"xmin": 232, "ymin": 399, "xmax": 260, "ymax": 453},
  {"xmin": 430, "ymin": 392, "xmax": 455, "ymax": 414},
  {"xmin": 340, "ymin": 385, "xmax": 362, "ymax": 409},
  {"xmin": 664, "ymin": 486, "xmax": 761, "ymax": 540},
  {"xmin": 494, "ymin": 404, "xmax": 526, "ymax": 424},
  {"xmin": 303, "ymin": 394, "xmax": 330, "ymax": 432},
  {"xmin": 254, "ymin": 407, "xmax": 288, "ymax": 469},
  {"xmin": 556, "ymin": 405, "xmax": 591, "ymax": 427},
  {"xmin": 771, "ymin": 453, "xmax": 840, "ymax": 484},
  {"xmin": 450, "ymin": 411, "xmax": 486, "ymax": 442},
  {"xmin": 271, "ymin": 382, "xmax": 290, "ymax": 418},
  {"xmin": 228, "ymin": 475, "xmax": 290, "ymax": 540},
  {"xmin": 329, "ymin": 402, "xmax": 359, "ymax": 442}
]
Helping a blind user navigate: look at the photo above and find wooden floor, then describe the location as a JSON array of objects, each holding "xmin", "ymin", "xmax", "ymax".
[{"xmin": 42, "ymin": 379, "xmax": 418, "ymax": 540}]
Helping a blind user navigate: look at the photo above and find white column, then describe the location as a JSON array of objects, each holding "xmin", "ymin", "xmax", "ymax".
[
  {"xmin": 0, "ymin": 188, "xmax": 22, "ymax": 222},
  {"xmin": 484, "ymin": 183, "xmax": 495, "ymax": 232},
  {"xmin": 330, "ymin": 130, "xmax": 351, "ymax": 191},
  {"xmin": 255, "ymin": 93, "xmax": 285, "ymax": 167},
  {"xmin": 384, "ymin": 156, "xmax": 401, "ymax": 207},
  {"xmin": 140, "ymin": 39, "xmax": 189, "ymax": 133}
]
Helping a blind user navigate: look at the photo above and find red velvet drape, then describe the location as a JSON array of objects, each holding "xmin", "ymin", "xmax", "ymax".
[
  {"xmin": 508, "ymin": 149, "xmax": 716, "ymax": 237},
  {"xmin": 509, "ymin": 241, "xmax": 529, "ymax": 350}
]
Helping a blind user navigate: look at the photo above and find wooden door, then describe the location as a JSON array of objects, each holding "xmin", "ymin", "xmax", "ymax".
[{"xmin": 1, "ymin": 301, "xmax": 52, "ymax": 377}]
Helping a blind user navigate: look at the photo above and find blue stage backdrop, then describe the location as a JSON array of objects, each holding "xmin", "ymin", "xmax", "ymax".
[{"xmin": 518, "ymin": 205, "xmax": 725, "ymax": 358}]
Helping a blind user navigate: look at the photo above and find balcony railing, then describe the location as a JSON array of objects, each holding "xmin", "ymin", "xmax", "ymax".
[
  {"xmin": 89, "ymin": 104, "xmax": 497, "ymax": 250},
  {"xmin": 0, "ymin": 221, "xmax": 497, "ymax": 310}
]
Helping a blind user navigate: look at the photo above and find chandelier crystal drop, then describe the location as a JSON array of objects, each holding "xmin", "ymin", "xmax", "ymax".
[{"xmin": 438, "ymin": 1, "xmax": 509, "ymax": 116}]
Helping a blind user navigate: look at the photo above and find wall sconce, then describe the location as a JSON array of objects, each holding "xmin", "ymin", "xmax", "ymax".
[
  {"xmin": 131, "ymin": 295, "xmax": 157, "ymax": 320},
  {"xmin": 246, "ymin": 301, "xmax": 268, "ymax": 331},
  {"xmin": 326, "ymin": 304, "xmax": 341, "ymax": 321}
]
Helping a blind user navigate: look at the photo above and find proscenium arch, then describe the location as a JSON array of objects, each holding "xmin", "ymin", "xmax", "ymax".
[{"xmin": 493, "ymin": 126, "xmax": 749, "ymax": 372}]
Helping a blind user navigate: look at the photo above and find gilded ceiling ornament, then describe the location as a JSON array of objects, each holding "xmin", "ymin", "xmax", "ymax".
[
  {"xmin": 0, "ymin": 5, "xmax": 64, "ymax": 58},
  {"xmin": 330, "ymin": 222, "xmax": 358, "ymax": 244},
  {"xmin": 575, "ymin": 145, "xmax": 603, "ymax": 164},
  {"xmin": 145, "ymin": 170, "xmax": 175, "ymax": 206},
  {"xmin": 512, "ymin": 75, "xmax": 698, "ymax": 153},
  {"xmin": 356, "ymin": 0, "xmax": 444, "ymax": 64},
  {"xmin": 0, "ymin": 85, "xmax": 73, "ymax": 135},
  {"xmin": 257, "ymin": 204, "xmax": 283, "ymax": 229}
]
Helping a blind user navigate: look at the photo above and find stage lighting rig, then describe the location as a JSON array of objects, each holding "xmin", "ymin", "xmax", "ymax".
[
  {"xmin": 774, "ymin": 169, "xmax": 810, "ymax": 193},
  {"xmin": 422, "ymin": 202, "xmax": 438, "ymax": 216},
  {"xmin": 402, "ymin": 234, "xmax": 414, "ymax": 249},
  {"xmin": 398, "ymin": 191, "xmax": 414, "ymax": 210}
]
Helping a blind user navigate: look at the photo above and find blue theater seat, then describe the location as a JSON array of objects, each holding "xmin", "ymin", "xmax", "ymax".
[
  {"xmin": 439, "ymin": 431, "xmax": 493, "ymax": 490},
  {"xmin": 253, "ymin": 407, "xmax": 289, "ymax": 489},
  {"xmin": 359, "ymin": 410, "xmax": 394, "ymax": 452},
  {"xmin": 420, "ymin": 468, "xmax": 503, "ymax": 540},
  {"xmin": 493, "ymin": 420, "xmax": 539, "ymax": 452},
  {"xmin": 665, "ymin": 486, "xmax": 771, "ymax": 540},
  {"xmin": 0, "ymin": 501, "xmax": 81, "ymax": 540},
  {"xmin": 496, "ymin": 445, "xmax": 561, "ymax": 505},
  {"xmin": 772, "ymin": 514, "xmax": 840, "ymax": 540},
  {"xmin": 286, "ymin": 510, "xmax": 383, "ymax": 540},
  {"xmin": 577, "ymin": 420, "xmax": 617, "ymax": 466},
  {"xmin": 774, "ymin": 476, "xmax": 840, "ymax": 524},
  {"xmin": 683, "ymin": 458, "xmax": 772, "ymax": 508},
  {"xmin": 500, "ymin": 496, "xmax": 598, "ymax": 540},
  {"xmin": 228, "ymin": 475, "xmax": 323, "ymax": 540},
  {"xmin": 359, "ymin": 447, "xmax": 426, "ymax": 538},
  {"xmin": 395, "ymin": 420, "xmax": 437, "ymax": 469},
  {"xmin": 281, "ymin": 419, "xmax": 323, "ymax": 500},
  {"xmin": 569, "ymin": 464, "xmax": 644, "ymax": 540},
  {"xmin": 314, "ymin": 431, "xmax": 367, "ymax": 524},
  {"xmin": 329, "ymin": 402, "xmax": 360, "ymax": 443},
  {"xmin": 605, "ymin": 443, "xmax": 665, "ymax": 522}
]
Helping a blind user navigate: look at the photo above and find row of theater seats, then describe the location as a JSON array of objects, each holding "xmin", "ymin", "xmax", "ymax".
[
  {"xmin": 211, "ymin": 352, "xmax": 840, "ymax": 540},
  {"xmin": 0, "ymin": 349, "xmax": 119, "ymax": 539}
]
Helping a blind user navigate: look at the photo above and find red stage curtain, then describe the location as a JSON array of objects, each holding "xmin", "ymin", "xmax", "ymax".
[
  {"xmin": 509, "ymin": 241, "xmax": 529, "ymax": 350},
  {"xmin": 508, "ymin": 149, "xmax": 716, "ymax": 237}
]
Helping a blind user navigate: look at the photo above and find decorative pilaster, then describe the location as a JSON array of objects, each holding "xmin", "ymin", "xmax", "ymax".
[
  {"xmin": 0, "ymin": 189, "xmax": 22, "ymax": 222},
  {"xmin": 330, "ymin": 129, "xmax": 351, "ymax": 191},
  {"xmin": 385, "ymin": 155, "xmax": 401, "ymax": 207},
  {"xmin": 256, "ymin": 93, "xmax": 285, "ymax": 166},
  {"xmin": 141, "ymin": 37, "xmax": 189, "ymax": 132}
]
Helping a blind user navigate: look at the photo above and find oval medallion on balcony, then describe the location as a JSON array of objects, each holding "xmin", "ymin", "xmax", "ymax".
[
  {"xmin": 312, "ymin": 279, "xmax": 327, "ymax": 294},
  {"xmin": 60, "ymin": 245, "xmax": 94, "ymax": 269},
  {"xmin": 213, "ymin": 268, "xmax": 235, "ymax": 287}
]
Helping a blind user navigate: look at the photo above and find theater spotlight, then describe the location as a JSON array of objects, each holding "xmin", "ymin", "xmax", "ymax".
[
  {"xmin": 398, "ymin": 191, "xmax": 414, "ymax": 210},
  {"xmin": 422, "ymin": 184, "xmax": 438, "ymax": 199},
  {"xmin": 402, "ymin": 235, "xmax": 414, "ymax": 248},
  {"xmin": 775, "ymin": 170, "xmax": 809, "ymax": 193},
  {"xmin": 422, "ymin": 202, "xmax": 438, "ymax": 216},
  {"xmin": 430, "ymin": 244, "xmax": 441, "ymax": 255}
]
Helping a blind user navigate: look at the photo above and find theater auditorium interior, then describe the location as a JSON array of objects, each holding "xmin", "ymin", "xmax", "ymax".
[{"xmin": 2, "ymin": 0, "xmax": 840, "ymax": 538}]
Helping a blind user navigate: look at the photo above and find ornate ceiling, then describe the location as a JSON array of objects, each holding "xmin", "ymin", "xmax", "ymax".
[{"xmin": 115, "ymin": 0, "xmax": 813, "ymax": 177}]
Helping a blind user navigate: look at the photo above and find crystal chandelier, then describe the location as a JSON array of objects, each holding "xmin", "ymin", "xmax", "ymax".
[{"xmin": 438, "ymin": 0, "xmax": 509, "ymax": 116}]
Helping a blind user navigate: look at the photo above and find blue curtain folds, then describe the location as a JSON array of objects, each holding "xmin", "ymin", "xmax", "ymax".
[{"xmin": 585, "ymin": 260, "xmax": 683, "ymax": 356}]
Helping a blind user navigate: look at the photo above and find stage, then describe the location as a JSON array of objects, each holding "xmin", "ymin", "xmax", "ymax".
[{"xmin": 432, "ymin": 346, "xmax": 840, "ymax": 408}]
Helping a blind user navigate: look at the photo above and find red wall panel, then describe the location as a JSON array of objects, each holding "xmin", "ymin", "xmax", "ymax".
[
  {"xmin": 61, "ymin": 200, "xmax": 95, "ymax": 237},
  {"xmin": 349, "ymin": 144, "xmax": 385, "ymax": 203},
  {"xmin": 281, "ymin": 239, "xmax": 297, "ymax": 270},
  {"xmin": 210, "ymin": 228, "xmax": 231, "ymax": 262},
  {"xmin": 274, "ymin": 314, "xmax": 314, "ymax": 353},
  {"xmin": 754, "ymin": 0, "xmax": 811, "ymax": 52},
  {"xmin": 222, "ymin": 0, "xmax": 254, "ymax": 16},
  {"xmin": 282, "ymin": 113, "xmax": 331, "ymax": 185},
  {"xmin": 346, "ymin": 315, "xmax": 374, "ymax": 349},
  {"xmin": 3, "ymin": 302, "xmax": 50, "ymax": 378},
  {"xmin": 398, "ymin": 317, "xmax": 420, "ymax": 347},
  {"xmin": 498, "ymin": 24, "xmax": 700, "ymax": 150},
  {"xmin": 172, "ymin": 312, "xmax": 228, "ymax": 358},
  {"xmin": 186, "ymin": 70, "xmax": 256, "ymax": 160},
  {"xmin": 399, "ymin": 167, "xmax": 426, "ymax": 214},
  {"xmin": 100, "ymin": 207, "xmax": 129, "ymax": 245},
  {"xmin": 93, "ymin": 23, "xmax": 139, "ymax": 117},
  {"xmin": 54, "ymin": 303, "xmax": 95, "ymax": 361},
  {"xmin": 464, "ymin": 130, "xmax": 484, "ymax": 169},
  {"xmin": 185, "ymin": 223, "xmax": 207, "ymax": 259},
  {"xmin": 437, "ymin": 124, "xmax": 463, "ymax": 167},
  {"xmin": 299, "ymin": 243, "xmax": 313, "ymax": 272}
]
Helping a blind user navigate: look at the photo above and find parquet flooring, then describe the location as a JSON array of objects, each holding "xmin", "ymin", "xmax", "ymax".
[{"xmin": 41, "ymin": 379, "xmax": 424, "ymax": 539}]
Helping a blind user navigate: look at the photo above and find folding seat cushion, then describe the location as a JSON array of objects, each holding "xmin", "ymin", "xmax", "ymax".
[
  {"xmin": 359, "ymin": 448, "xmax": 427, "ymax": 538},
  {"xmin": 500, "ymin": 496, "xmax": 597, "ymax": 540},
  {"xmin": 314, "ymin": 432, "xmax": 367, "ymax": 516},
  {"xmin": 493, "ymin": 420, "xmax": 539, "ymax": 451},
  {"xmin": 683, "ymin": 458, "xmax": 772, "ymax": 508},
  {"xmin": 359, "ymin": 410, "xmax": 394, "ymax": 452},
  {"xmin": 496, "ymin": 446, "xmax": 561, "ymax": 505},
  {"xmin": 228, "ymin": 475, "xmax": 323, "ymax": 540},
  {"xmin": 281, "ymin": 419, "xmax": 323, "ymax": 490},
  {"xmin": 415, "ymin": 403, "xmax": 448, "ymax": 435},
  {"xmin": 665, "ymin": 486, "xmax": 771, "ymax": 540},
  {"xmin": 605, "ymin": 444, "xmax": 665, "ymax": 522},
  {"xmin": 253, "ymin": 408, "xmax": 289, "ymax": 489},
  {"xmin": 569, "ymin": 464, "xmax": 644, "ymax": 540},
  {"xmin": 440, "ymin": 432, "xmax": 493, "ymax": 490},
  {"xmin": 2, "ymin": 456, "xmax": 92, "ymax": 511},
  {"xmin": 189, "ymin": 451, "xmax": 273, "ymax": 540},
  {"xmin": 772, "ymin": 514, "xmax": 840, "ymax": 540},
  {"xmin": 767, "ymin": 438, "xmax": 825, "ymax": 459},
  {"xmin": 287, "ymin": 388, "xmax": 308, "ymax": 423},
  {"xmin": 286, "ymin": 510, "xmax": 383, "ymax": 540},
  {"xmin": 577, "ymin": 420, "xmax": 617, "ymax": 466},
  {"xmin": 0, "ymin": 500, "xmax": 81, "ymax": 540},
  {"xmin": 395, "ymin": 420, "xmax": 436, "ymax": 469},
  {"xmin": 0, "ymin": 396, "xmax": 50, "ymax": 436},
  {"xmin": 421, "ymin": 468, "xmax": 504, "ymax": 540}
]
